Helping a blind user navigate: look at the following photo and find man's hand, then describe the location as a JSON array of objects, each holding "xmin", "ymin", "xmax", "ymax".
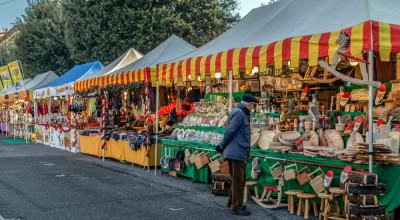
[{"xmin": 215, "ymin": 144, "xmax": 223, "ymax": 154}]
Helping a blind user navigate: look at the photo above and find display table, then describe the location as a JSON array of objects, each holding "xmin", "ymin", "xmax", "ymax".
[
  {"xmin": 79, "ymin": 135, "xmax": 161, "ymax": 166},
  {"xmin": 204, "ymin": 91, "xmax": 260, "ymax": 102},
  {"xmin": 160, "ymin": 139, "xmax": 400, "ymax": 211},
  {"xmin": 250, "ymin": 150, "xmax": 400, "ymax": 212},
  {"xmin": 174, "ymin": 126, "xmax": 226, "ymax": 134},
  {"xmin": 161, "ymin": 139, "xmax": 217, "ymax": 183}
]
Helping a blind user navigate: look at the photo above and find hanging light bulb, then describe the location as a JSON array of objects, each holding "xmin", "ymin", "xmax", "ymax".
[
  {"xmin": 350, "ymin": 60, "xmax": 359, "ymax": 66},
  {"xmin": 54, "ymin": 97, "xmax": 58, "ymax": 100},
  {"xmin": 188, "ymin": 75, "xmax": 191, "ymax": 80},
  {"xmin": 215, "ymin": 72, "xmax": 221, "ymax": 79},
  {"xmin": 198, "ymin": 76, "xmax": 201, "ymax": 81},
  {"xmin": 251, "ymin": 66, "xmax": 259, "ymax": 75}
]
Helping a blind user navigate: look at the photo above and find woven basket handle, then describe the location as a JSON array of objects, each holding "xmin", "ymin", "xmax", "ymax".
[
  {"xmin": 197, "ymin": 152, "xmax": 205, "ymax": 157},
  {"xmin": 210, "ymin": 154, "xmax": 222, "ymax": 161},
  {"xmin": 284, "ymin": 163, "xmax": 297, "ymax": 170},
  {"xmin": 269, "ymin": 162, "xmax": 281, "ymax": 171},
  {"xmin": 308, "ymin": 167, "xmax": 323, "ymax": 178},
  {"xmin": 298, "ymin": 165, "xmax": 310, "ymax": 173}
]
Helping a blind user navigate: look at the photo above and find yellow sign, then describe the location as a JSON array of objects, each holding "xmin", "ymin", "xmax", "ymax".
[
  {"xmin": 0, "ymin": 66, "xmax": 12, "ymax": 86},
  {"xmin": 0, "ymin": 81, "xmax": 4, "ymax": 93},
  {"xmin": 8, "ymin": 60, "xmax": 24, "ymax": 83}
]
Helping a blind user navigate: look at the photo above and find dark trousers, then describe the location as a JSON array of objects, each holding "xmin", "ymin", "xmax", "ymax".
[{"xmin": 227, "ymin": 159, "xmax": 246, "ymax": 212}]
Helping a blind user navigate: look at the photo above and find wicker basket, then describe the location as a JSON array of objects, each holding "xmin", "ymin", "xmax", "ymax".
[
  {"xmin": 195, "ymin": 152, "xmax": 210, "ymax": 169},
  {"xmin": 283, "ymin": 163, "xmax": 298, "ymax": 181},
  {"xmin": 297, "ymin": 165, "xmax": 311, "ymax": 185},
  {"xmin": 307, "ymin": 167, "xmax": 325, "ymax": 193},
  {"xmin": 189, "ymin": 151, "xmax": 199, "ymax": 164},
  {"xmin": 269, "ymin": 162, "xmax": 283, "ymax": 178},
  {"xmin": 208, "ymin": 154, "xmax": 223, "ymax": 173},
  {"xmin": 219, "ymin": 161, "xmax": 230, "ymax": 174}
]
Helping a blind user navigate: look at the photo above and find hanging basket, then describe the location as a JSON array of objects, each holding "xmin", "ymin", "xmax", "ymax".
[
  {"xmin": 308, "ymin": 167, "xmax": 325, "ymax": 194},
  {"xmin": 269, "ymin": 162, "xmax": 283, "ymax": 179},
  {"xmin": 283, "ymin": 163, "xmax": 298, "ymax": 181},
  {"xmin": 189, "ymin": 151, "xmax": 199, "ymax": 164},
  {"xmin": 208, "ymin": 154, "xmax": 223, "ymax": 173},
  {"xmin": 297, "ymin": 165, "xmax": 312, "ymax": 185},
  {"xmin": 219, "ymin": 161, "xmax": 230, "ymax": 174},
  {"xmin": 195, "ymin": 152, "xmax": 210, "ymax": 169}
]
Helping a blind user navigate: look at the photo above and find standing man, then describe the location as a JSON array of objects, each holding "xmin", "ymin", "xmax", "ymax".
[{"xmin": 216, "ymin": 94, "xmax": 259, "ymax": 216}]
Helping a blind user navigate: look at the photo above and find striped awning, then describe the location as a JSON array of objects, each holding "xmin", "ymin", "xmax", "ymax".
[
  {"xmin": 74, "ymin": 67, "xmax": 156, "ymax": 92},
  {"xmin": 157, "ymin": 21, "xmax": 400, "ymax": 84}
]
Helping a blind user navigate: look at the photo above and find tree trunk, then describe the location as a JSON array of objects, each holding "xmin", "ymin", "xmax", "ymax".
[
  {"xmin": 348, "ymin": 171, "xmax": 378, "ymax": 184},
  {"xmin": 348, "ymin": 194, "xmax": 378, "ymax": 206},
  {"xmin": 345, "ymin": 183, "xmax": 386, "ymax": 195},
  {"xmin": 346, "ymin": 203, "xmax": 385, "ymax": 215}
]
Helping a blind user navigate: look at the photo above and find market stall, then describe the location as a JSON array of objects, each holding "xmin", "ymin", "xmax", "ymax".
[
  {"xmin": 156, "ymin": 0, "xmax": 400, "ymax": 215},
  {"xmin": 74, "ymin": 35, "xmax": 196, "ymax": 168},
  {"xmin": 33, "ymin": 61, "xmax": 104, "ymax": 152},
  {"xmin": 1, "ymin": 78, "xmax": 32, "ymax": 139},
  {"xmin": 0, "ymin": 71, "xmax": 59, "ymax": 141}
]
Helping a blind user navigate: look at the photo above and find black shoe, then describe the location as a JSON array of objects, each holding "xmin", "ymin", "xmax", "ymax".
[
  {"xmin": 231, "ymin": 208, "xmax": 250, "ymax": 216},
  {"xmin": 227, "ymin": 202, "xmax": 246, "ymax": 209}
]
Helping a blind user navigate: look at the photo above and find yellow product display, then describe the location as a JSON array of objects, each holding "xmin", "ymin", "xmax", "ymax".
[{"xmin": 79, "ymin": 135, "xmax": 161, "ymax": 166}]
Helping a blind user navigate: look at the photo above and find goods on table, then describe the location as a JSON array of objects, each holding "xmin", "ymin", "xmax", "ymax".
[
  {"xmin": 169, "ymin": 128, "xmax": 223, "ymax": 146},
  {"xmin": 346, "ymin": 143, "xmax": 400, "ymax": 165}
]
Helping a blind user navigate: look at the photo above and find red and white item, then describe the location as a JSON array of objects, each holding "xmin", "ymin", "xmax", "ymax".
[
  {"xmin": 324, "ymin": 170, "xmax": 334, "ymax": 188},
  {"xmin": 340, "ymin": 91, "xmax": 350, "ymax": 106},
  {"xmin": 375, "ymin": 83, "xmax": 387, "ymax": 106},
  {"xmin": 120, "ymin": 109, "xmax": 126, "ymax": 122},
  {"xmin": 340, "ymin": 166, "xmax": 352, "ymax": 185},
  {"xmin": 353, "ymin": 115, "xmax": 364, "ymax": 132},
  {"xmin": 376, "ymin": 119, "xmax": 384, "ymax": 127},
  {"xmin": 301, "ymin": 86, "xmax": 309, "ymax": 100}
]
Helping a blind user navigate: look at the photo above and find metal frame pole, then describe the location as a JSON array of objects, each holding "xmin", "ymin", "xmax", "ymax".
[
  {"xmin": 228, "ymin": 70, "xmax": 233, "ymax": 112},
  {"xmin": 5, "ymin": 102, "xmax": 8, "ymax": 137},
  {"xmin": 154, "ymin": 81, "xmax": 159, "ymax": 175},
  {"xmin": 13, "ymin": 98, "xmax": 15, "ymax": 139},
  {"xmin": 368, "ymin": 20, "xmax": 374, "ymax": 172}
]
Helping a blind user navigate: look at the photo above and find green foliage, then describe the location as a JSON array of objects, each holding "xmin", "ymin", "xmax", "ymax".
[
  {"xmin": 8, "ymin": 0, "xmax": 240, "ymax": 79},
  {"xmin": 63, "ymin": 0, "xmax": 240, "ymax": 64},
  {"xmin": 13, "ymin": 0, "xmax": 74, "ymax": 78}
]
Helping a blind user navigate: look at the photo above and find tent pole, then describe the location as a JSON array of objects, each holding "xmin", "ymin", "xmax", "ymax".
[
  {"xmin": 13, "ymin": 98, "xmax": 15, "ymax": 139},
  {"xmin": 368, "ymin": 20, "xmax": 374, "ymax": 172},
  {"xmin": 229, "ymin": 70, "xmax": 233, "ymax": 112},
  {"xmin": 5, "ymin": 103, "xmax": 8, "ymax": 137},
  {"xmin": 154, "ymin": 81, "xmax": 159, "ymax": 175}
]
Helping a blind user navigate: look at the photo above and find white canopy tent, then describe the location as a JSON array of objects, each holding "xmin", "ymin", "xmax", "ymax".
[{"xmin": 80, "ymin": 48, "xmax": 143, "ymax": 81}]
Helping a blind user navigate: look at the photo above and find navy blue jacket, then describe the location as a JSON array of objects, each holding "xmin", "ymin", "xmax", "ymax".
[{"xmin": 219, "ymin": 103, "xmax": 251, "ymax": 162}]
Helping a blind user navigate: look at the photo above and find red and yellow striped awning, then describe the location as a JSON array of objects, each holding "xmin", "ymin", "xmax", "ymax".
[
  {"xmin": 74, "ymin": 67, "xmax": 157, "ymax": 92},
  {"xmin": 157, "ymin": 21, "xmax": 400, "ymax": 84}
]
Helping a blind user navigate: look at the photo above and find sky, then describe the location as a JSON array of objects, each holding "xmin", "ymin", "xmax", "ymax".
[{"xmin": 0, "ymin": 0, "xmax": 267, "ymax": 30}]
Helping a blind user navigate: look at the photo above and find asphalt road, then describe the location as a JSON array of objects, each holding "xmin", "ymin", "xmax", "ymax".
[{"xmin": 0, "ymin": 135, "xmax": 312, "ymax": 220}]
